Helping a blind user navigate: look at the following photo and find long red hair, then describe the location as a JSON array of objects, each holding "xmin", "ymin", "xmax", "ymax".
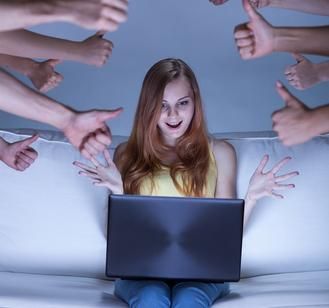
[{"xmin": 116, "ymin": 58, "xmax": 210, "ymax": 197}]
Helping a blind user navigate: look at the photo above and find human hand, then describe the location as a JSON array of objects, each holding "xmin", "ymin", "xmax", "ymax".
[
  {"xmin": 28, "ymin": 59, "xmax": 63, "ymax": 93},
  {"xmin": 272, "ymin": 81, "xmax": 315, "ymax": 146},
  {"xmin": 285, "ymin": 54, "xmax": 322, "ymax": 90},
  {"xmin": 249, "ymin": 0, "xmax": 270, "ymax": 9},
  {"xmin": 234, "ymin": 0, "xmax": 275, "ymax": 60},
  {"xmin": 209, "ymin": 0, "xmax": 230, "ymax": 5},
  {"xmin": 246, "ymin": 155, "xmax": 298, "ymax": 202},
  {"xmin": 73, "ymin": 149, "xmax": 123, "ymax": 193},
  {"xmin": 62, "ymin": 108, "xmax": 123, "ymax": 159},
  {"xmin": 57, "ymin": 0, "xmax": 128, "ymax": 32},
  {"xmin": 0, "ymin": 134, "xmax": 38, "ymax": 171},
  {"xmin": 78, "ymin": 32, "xmax": 114, "ymax": 67}
]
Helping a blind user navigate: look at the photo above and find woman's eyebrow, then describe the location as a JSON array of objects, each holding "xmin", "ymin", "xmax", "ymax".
[{"xmin": 162, "ymin": 96, "xmax": 190, "ymax": 102}]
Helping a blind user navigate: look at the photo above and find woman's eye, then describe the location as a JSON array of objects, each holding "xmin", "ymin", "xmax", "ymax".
[
  {"xmin": 178, "ymin": 100, "xmax": 189, "ymax": 107},
  {"xmin": 161, "ymin": 103, "xmax": 169, "ymax": 111}
]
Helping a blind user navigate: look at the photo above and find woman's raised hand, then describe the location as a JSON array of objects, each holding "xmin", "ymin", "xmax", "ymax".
[
  {"xmin": 246, "ymin": 155, "xmax": 299, "ymax": 202},
  {"xmin": 74, "ymin": 149, "xmax": 123, "ymax": 194}
]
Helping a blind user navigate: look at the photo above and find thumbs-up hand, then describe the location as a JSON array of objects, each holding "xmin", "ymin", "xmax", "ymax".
[
  {"xmin": 62, "ymin": 107, "xmax": 123, "ymax": 159},
  {"xmin": 78, "ymin": 32, "xmax": 114, "ymax": 67},
  {"xmin": 28, "ymin": 59, "xmax": 63, "ymax": 93},
  {"xmin": 272, "ymin": 81, "xmax": 314, "ymax": 146},
  {"xmin": 285, "ymin": 53, "xmax": 323, "ymax": 90},
  {"xmin": 234, "ymin": 0, "xmax": 275, "ymax": 60},
  {"xmin": 0, "ymin": 134, "xmax": 38, "ymax": 171}
]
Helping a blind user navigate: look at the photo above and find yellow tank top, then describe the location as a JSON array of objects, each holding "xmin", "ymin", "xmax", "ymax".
[{"xmin": 139, "ymin": 144, "xmax": 217, "ymax": 197}]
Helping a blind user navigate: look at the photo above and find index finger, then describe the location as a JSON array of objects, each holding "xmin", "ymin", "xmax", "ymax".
[
  {"xmin": 271, "ymin": 156, "xmax": 292, "ymax": 174},
  {"xmin": 90, "ymin": 155, "xmax": 101, "ymax": 168}
]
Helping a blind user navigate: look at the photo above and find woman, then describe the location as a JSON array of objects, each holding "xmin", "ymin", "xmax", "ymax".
[{"xmin": 74, "ymin": 58, "xmax": 298, "ymax": 307}]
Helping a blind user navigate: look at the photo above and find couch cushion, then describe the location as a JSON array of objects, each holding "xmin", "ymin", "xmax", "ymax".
[
  {"xmin": 218, "ymin": 133, "xmax": 329, "ymax": 277},
  {"xmin": 0, "ymin": 129, "xmax": 110, "ymax": 277},
  {"xmin": 0, "ymin": 270, "xmax": 328, "ymax": 307},
  {"xmin": 0, "ymin": 129, "xmax": 329, "ymax": 279}
]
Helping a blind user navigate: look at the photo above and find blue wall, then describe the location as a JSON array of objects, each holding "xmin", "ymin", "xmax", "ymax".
[{"xmin": 0, "ymin": 0, "xmax": 328, "ymax": 136}]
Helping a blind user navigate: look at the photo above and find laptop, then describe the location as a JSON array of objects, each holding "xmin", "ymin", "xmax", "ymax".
[{"xmin": 106, "ymin": 194, "xmax": 244, "ymax": 282}]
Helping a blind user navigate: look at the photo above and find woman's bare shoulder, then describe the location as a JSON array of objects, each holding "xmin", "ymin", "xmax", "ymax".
[{"xmin": 211, "ymin": 138, "xmax": 236, "ymax": 163}]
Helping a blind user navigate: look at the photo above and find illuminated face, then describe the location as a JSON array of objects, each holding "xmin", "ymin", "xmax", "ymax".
[{"xmin": 157, "ymin": 77, "xmax": 195, "ymax": 146}]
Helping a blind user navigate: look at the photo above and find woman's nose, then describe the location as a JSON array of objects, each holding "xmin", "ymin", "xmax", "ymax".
[{"xmin": 168, "ymin": 107, "xmax": 178, "ymax": 117}]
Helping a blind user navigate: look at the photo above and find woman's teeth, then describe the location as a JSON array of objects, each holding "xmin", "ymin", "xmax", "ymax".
[{"xmin": 166, "ymin": 121, "xmax": 182, "ymax": 128}]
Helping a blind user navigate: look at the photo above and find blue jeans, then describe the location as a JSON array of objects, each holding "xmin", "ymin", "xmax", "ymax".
[{"xmin": 114, "ymin": 279, "xmax": 229, "ymax": 308}]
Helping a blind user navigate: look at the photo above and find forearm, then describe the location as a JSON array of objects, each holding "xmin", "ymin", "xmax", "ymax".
[
  {"xmin": 0, "ymin": 0, "xmax": 73, "ymax": 31},
  {"xmin": 0, "ymin": 69, "xmax": 73, "ymax": 130},
  {"xmin": 0, "ymin": 137, "xmax": 9, "ymax": 160},
  {"xmin": 273, "ymin": 26, "xmax": 329, "ymax": 56},
  {"xmin": 317, "ymin": 61, "xmax": 329, "ymax": 82},
  {"xmin": 0, "ymin": 54, "xmax": 36, "ymax": 76},
  {"xmin": 309, "ymin": 104, "xmax": 329, "ymax": 136},
  {"xmin": 269, "ymin": 0, "xmax": 329, "ymax": 16},
  {"xmin": 0, "ymin": 29, "xmax": 82, "ymax": 61},
  {"xmin": 243, "ymin": 193, "xmax": 257, "ymax": 229}
]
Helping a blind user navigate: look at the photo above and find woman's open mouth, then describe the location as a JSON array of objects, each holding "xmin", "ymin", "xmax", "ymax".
[{"xmin": 166, "ymin": 121, "xmax": 182, "ymax": 129}]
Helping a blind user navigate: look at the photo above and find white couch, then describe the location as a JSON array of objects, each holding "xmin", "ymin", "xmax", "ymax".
[{"xmin": 0, "ymin": 128, "xmax": 328, "ymax": 308}]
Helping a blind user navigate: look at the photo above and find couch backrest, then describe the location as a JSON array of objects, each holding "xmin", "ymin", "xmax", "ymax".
[{"xmin": 0, "ymin": 129, "xmax": 328, "ymax": 278}]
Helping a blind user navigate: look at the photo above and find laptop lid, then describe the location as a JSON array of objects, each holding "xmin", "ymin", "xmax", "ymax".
[{"xmin": 106, "ymin": 194, "xmax": 244, "ymax": 282}]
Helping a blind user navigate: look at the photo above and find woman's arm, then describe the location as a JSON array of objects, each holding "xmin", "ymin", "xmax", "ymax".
[
  {"xmin": 213, "ymin": 138, "xmax": 237, "ymax": 199},
  {"xmin": 212, "ymin": 137, "xmax": 298, "ymax": 229}
]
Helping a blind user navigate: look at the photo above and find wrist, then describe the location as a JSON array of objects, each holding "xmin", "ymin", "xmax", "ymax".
[
  {"xmin": 24, "ymin": 59, "xmax": 38, "ymax": 77},
  {"xmin": 0, "ymin": 138, "xmax": 9, "ymax": 160},
  {"xmin": 47, "ymin": 102, "xmax": 75, "ymax": 131},
  {"xmin": 244, "ymin": 192, "xmax": 257, "ymax": 207},
  {"xmin": 317, "ymin": 62, "xmax": 329, "ymax": 82},
  {"xmin": 308, "ymin": 106, "xmax": 329, "ymax": 136}
]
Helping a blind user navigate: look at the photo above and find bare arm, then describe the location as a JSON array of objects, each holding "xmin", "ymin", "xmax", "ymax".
[
  {"xmin": 234, "ymin": 0, "xmax": 329, "ymax": 60},
  {"xmin": 0, "ymin": 30, "xmax": 113, "ymax": 67},
  {"xmin": 213, "ymin": 139, "xmax": 237, "ymax": 199},
  {"xmin": 0, "ymin": 54, "xmax": 63, "ymax": 92},
  {"xmin": 0, "ymin": 0, "xmax": 128, "ymax": 32},
  {"xmin": 0, "ymin": 69, "xmax": 122, "ymax": 157},
  {"xmin": 0, "ymin": 69, "xmax": 71, "ymax": 127},
  {"xmin": 263, "ymin": 0, "xmax": 329, "ymax": 16},
  {"xmin": 0, "ymin": 53, "xmax": 36, "ymax": 76},
  {"xmin": 212, "ymin": 138, "xmax": 259, "ymax": 227},
  {"xmin": 273, "ymin": 26, "xmax": 329, "ymax": 56}
]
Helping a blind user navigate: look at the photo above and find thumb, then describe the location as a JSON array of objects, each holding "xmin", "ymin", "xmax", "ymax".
[
  {"xmin": 97, "ymin": 107, "xmax": 123, "ymax": 122},
  {"xmin": 292, "ymin": 53, "xmax": 306, "ymax": 63},
  {"xmin": 243, "ymin": 0, "xmax": 260, "ymax": 20},
  {"xmin": 47, "ymin": 59, "xmax": 62, "ymax": 68},
  {"xmin": 96, "ymin": 30, "xmax": 106, "ymax": 38},
  {"xmin": 276, "ymin": 81, "xmax": 300, "ymax": 107},
  {"xmin": 18, "ymin": 134, "xmax": 39, "ymax": 149}
]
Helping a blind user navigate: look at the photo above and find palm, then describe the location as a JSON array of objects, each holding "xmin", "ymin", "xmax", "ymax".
[{"xmin": 247, "ymin": 155, "xmax": 298, "ymax": 201}]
